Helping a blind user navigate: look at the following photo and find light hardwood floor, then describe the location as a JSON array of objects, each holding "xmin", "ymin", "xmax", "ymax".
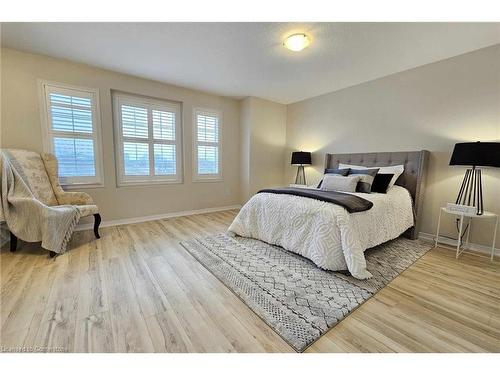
[{"xmin": 1, "ymin": 210, "xmax": 499, "ymax": 352}]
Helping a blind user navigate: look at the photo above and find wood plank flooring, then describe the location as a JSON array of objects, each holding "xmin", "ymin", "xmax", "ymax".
[{"xmin": 1, "ymin": 210, "xmax": 499, "ymax": 352}]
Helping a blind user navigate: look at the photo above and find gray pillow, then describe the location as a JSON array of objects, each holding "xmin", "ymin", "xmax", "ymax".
[
  {"xmin": 348, "ymin": 168, "xmax": 380, "ymax": 193},
  {"xmin": 320, "ymin": 175, "xmax": 361, "ymax": 193},
  {"xmin": 324, "ymin": 168, "xmax": 350, "ymax": 176},
  {"xmin": 317, "ymin": 168, "xmax": 350, "ymax": 188}
]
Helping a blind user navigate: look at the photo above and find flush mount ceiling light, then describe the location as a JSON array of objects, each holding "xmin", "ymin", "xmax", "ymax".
[{"xmin": 283, "ymin": 33, "xmax": 311, "ymax": 52}]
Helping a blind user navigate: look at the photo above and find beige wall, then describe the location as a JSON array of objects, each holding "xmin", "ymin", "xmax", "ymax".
[
  {"xmin": 1, "ymin": 48, "xmax": 241, "ymax": 222},
  {"xmin": 240, "ymin": 97, "xmax": 286, "ymax": 202},
  {"xmin": 286, "ymin": 45, "xmax": 500, "ymax": 247},
  {"xmin": 240, "ymin": 98, "xmax": 252, "ymax": 201}
]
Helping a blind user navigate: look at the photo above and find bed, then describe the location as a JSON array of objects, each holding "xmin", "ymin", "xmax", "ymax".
[{"xmin": 228, "ymin": 150, "xmax": 429, "ymax": 279}]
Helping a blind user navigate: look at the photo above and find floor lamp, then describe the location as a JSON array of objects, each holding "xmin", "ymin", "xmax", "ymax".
[
  {"xmin": 449, "ymin": 141, "xmax": 500, "ymax": 215},
  {"xmin": 291, "ymin": 151, "xmax": 311, "ymax": 185}
]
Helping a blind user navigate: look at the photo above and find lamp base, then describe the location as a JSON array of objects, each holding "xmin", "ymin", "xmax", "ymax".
[
  {"xmin": 456, "ymin": 167, "xmax": 483, "ymax": 215},
  {"xmin": 295, "ymin": 165, "xmax": 306, "ymax": 185}
]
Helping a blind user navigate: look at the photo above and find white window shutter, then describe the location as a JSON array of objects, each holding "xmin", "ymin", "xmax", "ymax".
[
  {"xmin": 41, "ymin": 82, "xmax": 103, "ymax": 186},
  {"xmin": 113, "ymin": 93, "xmax": 182, "ymax": 186},
  {"xmin": 194, "ymin": 109, "xmax": 221, "ymax": 180}
]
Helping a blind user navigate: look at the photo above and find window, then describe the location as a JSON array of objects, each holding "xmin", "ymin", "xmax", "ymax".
[
  {"xmin": 193, "ymin": 108, "xmax": 222, "ymax": 181},
  {"xmin": 113, "ymin": 93, "xmax": 182, "ymax": 186},
  {"xmin": 39, "ymin": 81, "xmax": 104, "ymax": 187}
]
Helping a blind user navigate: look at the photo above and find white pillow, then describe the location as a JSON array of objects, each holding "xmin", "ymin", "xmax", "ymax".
[
  {"xmin": 338, "ymin": 163, "xmax": 405, "ymax": 190},
  {"xmin": 320, "ymin": 174, "xmax": 361, "ymax": 193}
]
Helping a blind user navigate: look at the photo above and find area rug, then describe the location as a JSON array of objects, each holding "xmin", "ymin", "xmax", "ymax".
[{"xmin": 180, "ymin": 233, "xmax": 431, "ymax": 352}]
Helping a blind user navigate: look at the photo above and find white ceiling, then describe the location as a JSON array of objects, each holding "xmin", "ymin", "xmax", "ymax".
[{"xmin": 2, "ymin": 23, "xmax": 499, "ymax": 104}]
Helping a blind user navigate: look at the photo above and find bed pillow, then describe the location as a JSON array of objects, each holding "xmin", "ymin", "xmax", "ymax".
[
  {"xmin": 371, "ymin": 173, "xmax": 394, "ymax": 194},
  {"xmin": 316, "ymin": 167, "xmax": 350, "ymax": 188},
  {"xmin": 324, "ymin": 167, "xmax": 350, "ymax": 176},
  {"xmin": 348, "ymin": 168, "xmax": 379, "ymax": 193},
  {"xmin": 320, "ymin": 175, "xmax": 361, "ymax": 193},
  {"xmin": 339, "ymin": 163, "xmax": 405, "ymax": 190}
]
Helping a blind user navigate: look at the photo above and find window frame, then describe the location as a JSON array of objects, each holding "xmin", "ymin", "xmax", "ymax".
[
  {"xmin": 192, "ymin": 108, "xmax": 223, "ymax": 182},
  {"xmin": 112, "ymin": 92, "xmax": 183, "ymax": 187},
  {"xmin": 38, "ymin": 80, "xmax": 104, "ymax": 188}
]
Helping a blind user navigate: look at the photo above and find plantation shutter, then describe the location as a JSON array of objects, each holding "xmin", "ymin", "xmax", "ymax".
[
  {"xmin": 41, "ymin": 82, "xmax": 103, "ymax": 186},
  {"xmin": 195, "ymin": 110, "xmax": 221, "ymax": 178}
]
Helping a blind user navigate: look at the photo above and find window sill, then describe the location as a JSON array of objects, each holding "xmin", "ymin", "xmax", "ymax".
[
  {"xmin": 117, "ymin": 179, "xmax": 183, "ymax": 187},
  {"xmin": 62, "ymin": 182, "xmax": 104, "ymax": 190}
]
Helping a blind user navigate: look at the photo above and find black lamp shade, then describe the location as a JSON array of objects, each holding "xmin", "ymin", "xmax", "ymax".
[
  {"xmin": 291, "ymin": 151, "xmax": 311, "ymax": 165},
  {"xmin": 449, "ymin": 142, "xmax": 500, "ymax": 168}
]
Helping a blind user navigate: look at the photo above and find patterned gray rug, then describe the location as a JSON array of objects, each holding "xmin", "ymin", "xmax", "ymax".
[{"xmin": 180, "ymin": 233, "xmax": 431, "ymax": 352}]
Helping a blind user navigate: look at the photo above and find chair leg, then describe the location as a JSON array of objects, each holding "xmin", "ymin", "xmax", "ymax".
[
  {"xmin": 10, "ymin": 232, "xmax": 17, "ymax": 252},
  {"xmin": 93, "ymin": 213, "xmax": 101, "ymax": 239},
  {"xmin": 49, "ymin": 251, "xmax": 57, "ymax": 258}
]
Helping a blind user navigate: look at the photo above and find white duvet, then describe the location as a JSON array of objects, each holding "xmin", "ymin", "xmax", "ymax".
[{"xmin": 228, "ymin": 186, "xmax": 414, "ymax": 279}]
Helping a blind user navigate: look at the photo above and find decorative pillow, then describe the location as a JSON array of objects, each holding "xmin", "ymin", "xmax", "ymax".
[
  {"xmin": 320, "ymin": 175, "xmax": 361, "ymax": 193},
  {"xmin": 316, "ymin": 168, "xmax": 350, "ymax": 188},
  {"xmin": 339, "ymin": 163, "xmax": 404, "ymax": 190},
  {"xmin": 324, "ymin": 167, "xmax": 350, "ymax": 176},
  {"xmin": 371, "ymin": 173, "xmax": 394, "ymax": 194},
  {"xmin": 348, "ymin": 168, "xmax": 380, "ymax": 193}
]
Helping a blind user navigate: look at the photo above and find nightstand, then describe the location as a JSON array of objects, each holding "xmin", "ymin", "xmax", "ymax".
[{"xmin": 435, "ymin": 207, "xmax": 498, "ymax": 260}]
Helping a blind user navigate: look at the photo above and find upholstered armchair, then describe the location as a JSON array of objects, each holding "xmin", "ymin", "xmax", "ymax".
[{"xmin": 1, "ymin": 149, "xmax": 101, "ymax": 257}]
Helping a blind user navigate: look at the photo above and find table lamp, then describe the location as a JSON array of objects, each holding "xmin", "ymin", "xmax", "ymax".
[
  {"xmin": 291, "ymin": 151, "xmax": 311, "ymax": 185},
  {"xmin": 449, "ymin": 141, "xmax": 500, "ymax": 215}
]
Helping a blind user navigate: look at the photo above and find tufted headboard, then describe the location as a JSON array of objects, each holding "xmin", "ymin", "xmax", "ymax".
[{"xmin": 325, "ymin": 150, "xmax": 429, "ymax": 239}]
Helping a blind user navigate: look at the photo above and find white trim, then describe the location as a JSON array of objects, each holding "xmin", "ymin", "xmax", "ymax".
[
  {"xmin": 192, "ymin": 107, "xmax": 223, "ymax": 182},
  {"xmin": 419, "ymin": 231, "xmax": 499, "ymax": 256},
  {"xmin": 62, "ymin": 182, "xmax": 105, "ymax": 190},
  {"xmin": 37, "ymin": 79, "xmax": 105, "ymax": 188},
  {"xmin": 112, "ymin": 92, "xmax": 183, "ymax": 187},
  {"xmin": 75, "ymin": 205, "xmax": 241, "ymax": 231}
]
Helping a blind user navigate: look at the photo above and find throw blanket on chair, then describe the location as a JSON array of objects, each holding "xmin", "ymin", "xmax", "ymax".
[{"xmin": 0, "ymin": 153, "xmax": 81, "ymax": 254}]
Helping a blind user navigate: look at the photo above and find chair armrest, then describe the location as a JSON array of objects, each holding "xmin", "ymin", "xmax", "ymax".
[{"xmin": 56, "ymin": 191, "xmax": 95, "ymax": 205}]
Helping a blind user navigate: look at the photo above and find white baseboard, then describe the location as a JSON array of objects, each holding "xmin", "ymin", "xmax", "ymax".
[
  {"xmin": 75, "ymin": 204, "xmax": 241, "ymax": 232},
  {"xmin": 419, "ymin": 231, "xmax": 498, "ymax": 256}
]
